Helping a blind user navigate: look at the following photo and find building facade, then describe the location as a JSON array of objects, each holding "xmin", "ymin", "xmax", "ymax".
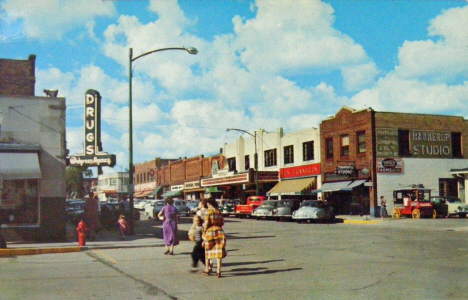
[
  {"xmin": 320, "ymin": 107, "xmax": 468, "ymax": 217},
  {"xmin": 0, "ymin": 55, "xmax": 67, "ymax": 242}
]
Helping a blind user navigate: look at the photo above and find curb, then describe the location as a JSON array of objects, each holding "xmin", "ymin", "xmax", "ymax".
[
  {"xmin": 0, "ymin": 246, "xmax": 85, "ymax": 257},
  {"xmin": 343, "ymin": 219, "xmax": 381, "ymax": 224}
]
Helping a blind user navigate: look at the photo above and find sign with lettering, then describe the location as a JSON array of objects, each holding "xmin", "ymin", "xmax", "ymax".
[
  {"xmin": 336, "ymin": 165, "xmax": 355, "ymax": 176},
  {"xmin": 377, "ymin": 157, "xmax": 403, "ymax": 174},
  {"xmin": 410, "ymin": 130, "xmax": 451, "ymax": 158},
  {"xmin": 280, "ymin": 163, "xmax": 320, "ymax": 179},
  {"xmin": 66, "ymin": 89, "xmax": 116, "ymax": 167},
  {"xmin": 376, "ymin": 128, "xmax": 399, "ymax": 157}
]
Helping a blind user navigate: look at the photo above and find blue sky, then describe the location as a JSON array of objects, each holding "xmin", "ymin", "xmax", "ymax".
[{"xmin": 1, "ymin": 0, "xmax": 467, "ymax": 174}]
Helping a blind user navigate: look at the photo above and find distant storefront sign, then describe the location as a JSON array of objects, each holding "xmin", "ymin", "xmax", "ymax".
[
  {"xmin": 410, "ymin": 130, "xmax": 451, "ymax": 158},
  {"xmin": 377, "ymin": 158, "xmax": 403, "ymax": 174}
]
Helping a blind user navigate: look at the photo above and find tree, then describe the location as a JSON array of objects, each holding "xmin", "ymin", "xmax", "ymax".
[{"xmin": 66, "ymin": 167, "xmax": 93, "ymax": 198}]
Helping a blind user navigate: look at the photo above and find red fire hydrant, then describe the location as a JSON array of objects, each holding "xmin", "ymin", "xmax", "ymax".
[{"xmin": 76, "ymin": 220, "xmax": 89, "ymax": 246}]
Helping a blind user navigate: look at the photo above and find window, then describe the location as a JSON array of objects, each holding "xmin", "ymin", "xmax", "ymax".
[
  {"xmin": 452, "ymin": 132, "xmax": 462, "ymax": 158},
  {"xmin": 325, "ymin": 137, "xmax": 333, "ymax": 159},
  {"xmin": 245, "ymin": 155, "xmax": 250, "ymax": 170},
  {"xmin": 398, "ymin": 130, "xmax": 410, "ymax": 156},
  {"xmin": 303, "ymin": 141, "xmax": 314, "ymax": 161},
  {"xmin": 284, "ymin": 145, "xmax": 294, "ymax": 164},
  {"xmin": 227, "ymin": 157, "xmax": 236, "ymax": 172},
  {"xmin": 341, "ymin": 135, "xmax": 349, "ymax": 157},
  {"xmin": 0, "ymin": 179, "xmax": 39, "ymax": 225},
  {"xmin": 357, "ymin": 131, "xmax": 366, "ymax": 154},
  {"xmin": 264, "ymin": 149, "xmax": 277, "ymax": 167}
]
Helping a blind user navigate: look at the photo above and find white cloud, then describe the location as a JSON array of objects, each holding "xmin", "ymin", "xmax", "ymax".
[
  {"xmin": 395, "ymin": 6, "xmax": 468, "ymax": 82},
  {"xmin": 2, "ymin": 0, "xmax": 116, "ymax": 40}
]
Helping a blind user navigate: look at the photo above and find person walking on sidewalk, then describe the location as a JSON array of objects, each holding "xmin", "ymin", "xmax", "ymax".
[
  {"xmin": 202, "ymin": 197, "xmax": 226, "ymax": 278},
  {"xmin": 380, "ymin": 196, "xmax": 388, "ymax": 220},
  {"xmin": 158, "ymin": 197, "xmax": 179, "ymax": 255},
  {"xmin": 188, "ymin": 215, "xmax": 205, "ymax": 272}
]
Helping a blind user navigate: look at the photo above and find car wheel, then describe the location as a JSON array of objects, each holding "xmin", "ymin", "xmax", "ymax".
[
  {"xmin": 392, "ymin": 208, "xmax": 401, "ymax": 219},
  {"xmin": 412, "ymin": 209, "xmax": 420, "ymax": 219},
  {"xmin": 432, "ymin": 210, "xmax": 437, "ymax": 219},
  {"xmin": 459, "ymin": 214, "xmax": 467, "ymax": 218}
]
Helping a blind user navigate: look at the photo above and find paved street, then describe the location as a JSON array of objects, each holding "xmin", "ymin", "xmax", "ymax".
[{"xmin": 2, "ymin": 216, "xmax": 468, "ymax": 300}]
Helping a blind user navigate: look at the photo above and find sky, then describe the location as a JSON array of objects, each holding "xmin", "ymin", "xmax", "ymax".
[{"xmin": 1, "ymin": 0, "xmax": 468, "ymax": 175}]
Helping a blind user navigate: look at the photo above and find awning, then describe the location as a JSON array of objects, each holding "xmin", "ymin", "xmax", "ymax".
[
  {"xmin": 318, "ymin": 180, "xmax": 367, "ymax": 192},
  {"xmin": 267, "ymin": 177, "xmax": 316, "ymax": 196},
  {"xmin": 161, "ymin": 190, "xmax": 183, "ymax": 198},
  {"xmin": 150, "ymin": 186, "xmax": 162, "ymax": 197},
  {"xmin": 0, "ymin": 152, "xmax": 41, "ymax": 180}
]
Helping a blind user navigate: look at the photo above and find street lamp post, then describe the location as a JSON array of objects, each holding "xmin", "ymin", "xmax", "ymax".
[
  {"xmin": 128, "ymin": 46, "xmax": 197, "ymax": 234},
  {"xmin": 226, "ymin": 128, "xmax": 259, "ymax": 196}
]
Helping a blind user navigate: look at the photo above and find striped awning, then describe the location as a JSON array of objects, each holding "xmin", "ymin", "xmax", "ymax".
[{"xmin": 267, "ymin": 177, "xmax": 316, "ymax": 196}]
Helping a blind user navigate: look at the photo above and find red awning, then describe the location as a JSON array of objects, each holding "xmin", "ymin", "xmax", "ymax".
[{"xmin": 103, "ymin": 190, "xmax": 117, "ymax": 194}]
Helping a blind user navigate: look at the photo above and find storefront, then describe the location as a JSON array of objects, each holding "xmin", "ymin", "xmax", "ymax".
[
  {"xmin": 184, "ymin": 180, "xmax": 204, "ymax": 200},
  {"xmin": 267, "ymin": 163, "xmax": 321, "ymax": 200},
  {"xmin": 0, "ymin": 150, "xmax": 41, "ymax": 226},
  {"xmin": 318, "ymin": 179, "xmax": 369, "ymax": 215}
]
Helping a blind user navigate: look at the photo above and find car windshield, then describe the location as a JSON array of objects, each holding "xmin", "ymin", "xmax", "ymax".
[
  {"xmin": 447, "ymin": 197, "xmax": 462, "ymax": 203},
  {"xmin": 300, "ymin": 201, "xmax": 323, "ymax": 208},
  {"xmin": 174, "ymin": 201, "xmax": 186, "ymax": 206},
  {"xmin": 278, "ymin": 201, "xmax": 296, "ymax": 207},
  {"xmin": 259, "ymin": 201, "xmax": 277, "ymax": 208},
  {"xmin": 155, "ymin": 201, "xmax": 165, "ymax": 206}
]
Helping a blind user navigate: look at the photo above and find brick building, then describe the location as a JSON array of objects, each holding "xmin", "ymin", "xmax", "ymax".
[
  {"xmin": 0, "ymin": 55, "xmax": 36, "ymax": 96},
  {"xmin": 1, "ymin": 55, "xmax": 67, "ymax": 242},
  {"xmin": 320, "ymin": 106, "xmax": 468, "ymax": 217}
]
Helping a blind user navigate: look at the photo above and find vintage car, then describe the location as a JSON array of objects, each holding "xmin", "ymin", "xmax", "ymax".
[
  {"xmin": 392, "ymin": 185, "xmax": 436, "ymax": 219},
  {"xmin": 187, "ymin": 200, "xmax": 200, "ymax": 214},
  {"xmin": 221, "ymin": 199, "xmax": 241, "ymax": 216},
  {"xmin": 430, "ymin": 196, "xmax": 468, "ymax": 218},
  {"xmin": 252, "ymin": 200, "xmax": 279, "ymax": 219},
  {"xmin": 271, "ymin": 199, "xmax": 301, "ymax": 221},
  {"xmin": 292, "ymin": 200, "xmax": 335, "ymax": 223},
  {"xmin": 174, "ymin": 200, "xmax": 190, "ymax": 217},
  {"xmin": 66, "ymin": 200, "xmax": 85, "ymax": 224},
  {"xmin": 147, "ymin": 200, "xmax": 165, "ymax": 219}
]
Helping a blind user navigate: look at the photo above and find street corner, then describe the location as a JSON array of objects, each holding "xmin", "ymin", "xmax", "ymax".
[{"xmin": 0, "ymin": 246, "xmax": 85, "ymax": 257}]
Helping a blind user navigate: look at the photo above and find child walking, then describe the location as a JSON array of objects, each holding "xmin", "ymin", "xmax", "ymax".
[
  {"xmin": 118, "ymin": 214, "xmax": 128, "ymax": 240},
  {"xmin": 188, "ymin": 215, "xmax": 206, "ymax": 272}
]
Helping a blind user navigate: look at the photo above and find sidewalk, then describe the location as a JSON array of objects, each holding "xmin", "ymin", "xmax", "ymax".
[{"xmin": 1, "ymin": 215, "xmax": 382, "ymax": 257}]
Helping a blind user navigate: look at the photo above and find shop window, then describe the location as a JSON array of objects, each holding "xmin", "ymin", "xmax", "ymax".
[
  {"xmin": 398, "ymin": 129, "xmax": 410, "ymax": 156},
  {"xmin": 264, "ymin": 149, "xmax": 277, "ymax": 167},
  {"xmin": 0, "ymin": 179, "xmax": 39, "ymax": 225},
  {"xmin": 227, "ymin": 157, "xmax": 236, "ymax": 172},
  {"xmin": 341, "ymin": 135, "xmax": 349, "ymax": 157},
  {"xmin": 303, "ymin": 141, "xmax": 314, "ymax": 161},
  {"xmin": 284, "ymin": 145, "xmax": 294, "ymax": 164},
  {"xmin": 357, "ymin": 131, "xmax": 366, "ymax": 154},
  {"xmin": 245, "ymin": 155, "xmax": 250, "ymax": 170},
  {"xmin": 325, "ymin": 137, "xmax": 333, "ymax": 159},
  {"xmin": 452, "ymin": 132, "xmax": 462, "ymax": 158}
]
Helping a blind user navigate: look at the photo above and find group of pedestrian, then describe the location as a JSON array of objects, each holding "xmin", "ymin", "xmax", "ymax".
[{"xmin": 158, "ymin": 196, "xmax": 227, "ymax": 278}]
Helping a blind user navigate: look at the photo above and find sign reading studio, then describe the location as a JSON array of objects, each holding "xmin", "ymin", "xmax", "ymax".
[{"xmin": 66, "ymin": 89, "xmax": 116, "ymax": 167}]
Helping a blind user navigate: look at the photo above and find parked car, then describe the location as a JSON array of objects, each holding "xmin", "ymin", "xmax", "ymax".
[
  {"xmin": 430, "ymin": 196, "xmax": 468, "ymax": 218},
  {"xmin": 134, "ymin": 200, "xmax": 150, "ymax": 210},
  {"xmin": 174, "ymin": 200, "xmax": 190, "ymax": 217},
  {"xmin": 252, "ymin": 200, "xmax": 279, "ymax": 219},
  {"xmin": 66, "ymin": 200, "xmax": 85, "ymax": 224},
  {"xmin": 292, "ymin": 200, "xmax": 335, "ymax": 223},
  {"xmin": 187, "ymin": 200, "xmax": 200, "ymax": 214},
  {"xmin": 221, "ymin": 199, "xmax": 241, "ymax": 216},
  {"xmin": 272, "ymin": 199, "xmax": 301, "ymax": 221},
  {"xmin": 100, "ymin": 202, "xmax": 140, "ymax": 229},
  {"xmin": 147, "ymin": 200, "xmax": 165, "ymax": 219}
]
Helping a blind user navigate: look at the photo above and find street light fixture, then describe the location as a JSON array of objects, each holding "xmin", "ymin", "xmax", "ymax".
[
  {"xmin": 226, "ymin": 128, "xmax": 259, "ymax": 196},
  {"xmin": 128, "ymin": 46, "xmax": 197, "ymax": 234}
]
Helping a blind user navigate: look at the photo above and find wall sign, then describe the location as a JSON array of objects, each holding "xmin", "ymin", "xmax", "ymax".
[
  {"xmin": 66, "ymin": 89, "xmax": 116, "ymax": 167},
  {"xmin": 377, "ymin": 157, "xmax": 403, "ymax": 174},
  {"xmin": 410, "ymin": 130, "xmax": 451, "ymax": 158}
]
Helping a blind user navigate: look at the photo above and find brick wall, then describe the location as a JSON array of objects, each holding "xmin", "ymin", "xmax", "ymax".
[{"xmin": 0, "ymin": 55, "xmax": 36, "ymax": 96}]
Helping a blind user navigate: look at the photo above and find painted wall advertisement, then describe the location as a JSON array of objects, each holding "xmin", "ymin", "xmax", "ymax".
[
  {"xmin": 376, "ymin": 128, "xmax": 399, "ymax": 157},
  {"xmin": 410, "ymin": 130, "xmax": 451, "ymax": 158},
  {"xmin": 377, "ymin": 158, "xmax": 403, "ymax": 174}
]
